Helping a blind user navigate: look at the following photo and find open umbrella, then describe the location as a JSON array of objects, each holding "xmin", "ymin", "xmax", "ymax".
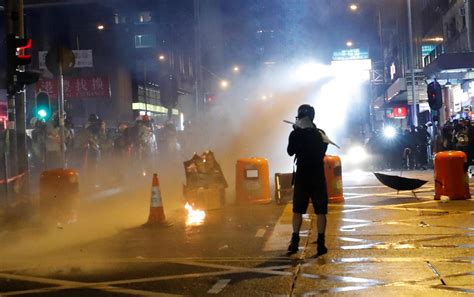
[{"xmin": 373, "ymin": 172, "xmax": 428, "ymax": 196}]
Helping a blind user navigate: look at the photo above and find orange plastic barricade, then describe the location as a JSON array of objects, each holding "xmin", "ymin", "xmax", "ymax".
[
  {"xmin": 236, "ymin": 158, "xmax": 271, "ymax": 204},
  {"xmin": 39, "ymin": 168, "xmax": 79, "ymax": 223},
  {"xmin": 434, "ymin": 151, "xmax": 471, "ymax": 200},
  {"xmin": 324, "ymin": 155, "xmax": 344, "ymax": 203}
]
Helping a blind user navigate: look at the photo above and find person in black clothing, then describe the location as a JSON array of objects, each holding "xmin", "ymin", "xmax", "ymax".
[
  {"xmin": 287, "ymin": 104, "xmax": 329, "ymax": 257},
  {"xmin": 415, "ymin": 125, "xmax": 430, "ymax": 169}
]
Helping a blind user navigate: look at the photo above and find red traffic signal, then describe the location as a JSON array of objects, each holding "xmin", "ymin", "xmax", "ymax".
[
  {"xmin": 427, "ymin": 81, "xmax": 443, "ymax": 110},
  {"xmin": 6, "ymin": 35, "xmax": 39, "ymax": 95},
  {"xmin": 206, "ymin": 94, "xmax": 215, "ymax": 103},
  {"xmin": 7, "ymin": 35, "xmax": 33, "ymax": 66}
]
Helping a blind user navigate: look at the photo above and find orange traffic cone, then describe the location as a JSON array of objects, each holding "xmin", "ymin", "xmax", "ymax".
[{"xmin": 144, "ymin": 173, "xmax": 172, "ymax": 227}]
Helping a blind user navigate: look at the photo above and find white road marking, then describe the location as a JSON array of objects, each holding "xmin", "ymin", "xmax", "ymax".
[
  {"xmin": 255, "ymin": 229, "xmax": 266, "ymax": 237},
  {"xmin": 207, "ymin": 279, "xmax": 231, "ymax": 294}
]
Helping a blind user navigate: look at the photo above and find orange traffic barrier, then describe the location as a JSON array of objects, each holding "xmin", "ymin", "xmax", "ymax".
[
  {"xmin": 144, "ymin": 173, "xmax": 172, "ymax": 226},
  {"xmin": 236, "ymin": 158, "xmax": 271, "ymax": 204},
  {"xmin": 434, "ymin": 151, "xmax": 471, "ymax": 200},
  {"xmin": 39, "ymin": 168, "xmax": 79, "ymax": 223},
  {"xmin": 324, "ymin": 155, "xmax": 344, "ymax": 203}
]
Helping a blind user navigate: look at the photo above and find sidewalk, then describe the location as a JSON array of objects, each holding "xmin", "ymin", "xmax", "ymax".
[{"xmin": 276, "ymin": 179, "xmax": 474, "ymax": 296}]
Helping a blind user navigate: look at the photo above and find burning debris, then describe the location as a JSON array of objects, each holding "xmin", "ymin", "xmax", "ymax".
[
  {"xmin": 183, "ymin": 151, "xmax": 228, "ymax": 210},
  {"xmin": 184, "ymin": 202, "xmax": 206, "ymax": 226}
]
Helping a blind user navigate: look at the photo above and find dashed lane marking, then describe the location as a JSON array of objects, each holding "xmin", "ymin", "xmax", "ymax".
[
  {"xmin": 332, "ymin": 199, "xmax": 440, "ymax": 209},
  {"xmin": 207, "ymin": 279, "xmax": 231, "ymax": 294}
]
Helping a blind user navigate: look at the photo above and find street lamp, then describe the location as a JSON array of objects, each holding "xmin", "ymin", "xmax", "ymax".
[
  {"xmin": 233, "ymin": 66, "xmax": 240, "ymax": 73},
  {"xmin": 349, "ymin": 3, "xmax": 358, "ymax": 11},
  {"xmin": 158, "ymin": 54, "xmax": 166, "ymax": 61},
  {"xmin": 346, "ymin": 40, "xmax": 354, "ymax": 47},
  {"xmin": 97, "ymin": 24, "xmax": 105, "ymax": 31},
  {"xmin": 220, "ymin": 80, "xmax": 229, "ymax": 89}
]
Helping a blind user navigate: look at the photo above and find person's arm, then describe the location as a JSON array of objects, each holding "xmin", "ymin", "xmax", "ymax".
[
  {"xmin": 317, "ymin": 129, "xmax": 329, "ymax": 155},
  {"xmin": 287, "ymin": 131, "xmax": 297, "ymax": 156}
]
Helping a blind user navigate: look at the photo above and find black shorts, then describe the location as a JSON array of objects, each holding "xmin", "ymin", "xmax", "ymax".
[{"xmin": 292, "ymin": 172, "xmax": 328, "ymax": 215}]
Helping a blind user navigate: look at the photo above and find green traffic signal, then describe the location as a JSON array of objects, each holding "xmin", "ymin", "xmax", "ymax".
[
  {"xmin": 37, "ymin": 109, "xmax": 48, "ymax": 119},
  {"xmin": 36, "ymin": 92, "xmax": 50, "ymax": 120}
]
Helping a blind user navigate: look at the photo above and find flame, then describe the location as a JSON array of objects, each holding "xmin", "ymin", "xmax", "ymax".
[{"xmin": 185, "ymin": 202, "xmax": 206, "ymax": 226}]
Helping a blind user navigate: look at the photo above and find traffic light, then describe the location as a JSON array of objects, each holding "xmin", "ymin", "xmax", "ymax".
[
  {"xmin": 6, "ymin": 35, "xmax": 40, "ymax": 95},
  {"xmin": 35, "ymin": 92, "xmax": 50, "ymax": 120},
  {"xmin": 427, "ymin": 81, "xmax": 443, "ymax": 110},
  {"xmin": 205, "ymin": 93, "xmax": 216, "ymax": 104}
]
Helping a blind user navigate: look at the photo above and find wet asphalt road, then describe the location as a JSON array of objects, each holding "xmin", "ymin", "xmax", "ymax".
[{"xmin": 0, "ymin": 170, "xmax": 473, "ymax": 296}]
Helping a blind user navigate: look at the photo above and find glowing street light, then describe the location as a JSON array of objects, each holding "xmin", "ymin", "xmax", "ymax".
[
  {"xmin": 383, "ymin": 126, "xmax": 396, "ymax": 139},
  {"xmin": 346, "ymin": 40, "xmax": 354, "ymax": 47},
  {"xmin": 220, "ymin": 80, "xmax": 229, "ymax": 89},
  {"xmin": 233, "ymin": 66, "xmax": 240, "ymax": 73},
  {"xmin": 349, "ymin": 4, "xmax": 358, "ymax": 11},
  {"xmin": 158, "ymin": 54, "xmax": 166, "ymax": 61},
  {"xmin": 97, "ymin": 24, "xmax": 105, "ymax": 30}
]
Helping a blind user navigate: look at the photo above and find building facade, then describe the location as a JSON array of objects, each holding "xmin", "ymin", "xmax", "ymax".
[
  {"xmin": 15, "ymin": 0, "xmax": 223, "ymax": 128},
  {"xmin": 423, "ymin": 0, "xmax": 474, "ymax": 123}
]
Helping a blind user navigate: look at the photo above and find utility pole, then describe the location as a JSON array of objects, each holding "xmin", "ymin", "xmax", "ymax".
[
  {"xmin": 194, "ymin": 0, "xmax": 203, "ymax": 116},
  {"xmin": 466, "ymin": 0, "xmax": 473, "ymax": 51},
  {"xmin": 407, "ymin": 0, "xmax": 418, "ymax": 127},
  {"xmin": 4, "ymin": 0, "xmax": 29, "ymax": 200}
]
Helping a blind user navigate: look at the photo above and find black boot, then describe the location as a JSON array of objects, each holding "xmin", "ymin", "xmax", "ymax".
[
  {"xmin": 316, "ymin": 233, "xmax": 327, "ymax": 257},
  {"xmin": 287, "ymin": 232, "xmax": 300, "ymax": 255}
]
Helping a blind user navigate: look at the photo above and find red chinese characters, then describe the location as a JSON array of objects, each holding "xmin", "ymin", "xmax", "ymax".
[{"xmin": 36, "ymin": 76, "xmax": 110, "ymax": 99}]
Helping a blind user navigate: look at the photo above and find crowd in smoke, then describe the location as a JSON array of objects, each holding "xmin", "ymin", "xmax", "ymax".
[
  {"xmin": 439, "ymin": 118, "xmax": 474, "ymax": 160},
  {"xmin": 28, "ymin": 113, "xmax": 192, "ymax": 186},
  {"xmin": 367, "ymin": 125, "xmax": 432, "ymax": 170},
  {"xmin": 366, "ymin": 119, "xmax": 474, "ymax": 171}
]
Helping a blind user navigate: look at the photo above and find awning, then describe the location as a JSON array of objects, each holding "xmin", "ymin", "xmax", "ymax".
[
  {"xmin": 372, "ymin": 94, "xmax": 407, "ymax": 110},
  {"xmin": 424, "ymin": 52, "xmax": 474, "ymax": 77},
  {"xmin": 386, "ymin": 76, "xmax": 427, "ymax": 104},
  {"xmin": 386, "ymin": 78, "xmax": 406, "ymax": 101}
]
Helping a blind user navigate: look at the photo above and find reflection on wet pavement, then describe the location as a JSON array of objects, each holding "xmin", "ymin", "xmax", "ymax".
[{"xmin": 291, "ymin": 181, "xmax": 474, "ymax": 296}]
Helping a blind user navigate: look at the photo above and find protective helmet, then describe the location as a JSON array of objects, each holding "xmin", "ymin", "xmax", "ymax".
[
  {"xmin": 88, "ymin": 114, "xmax": 99, "ymax": 122},
  {"xmin": 297, "ymin": 104, "xmax": 315, "ymax": 121},
  {"xmin": 30, "ymin": 117, "xmax": 38, "ymax": 127}
]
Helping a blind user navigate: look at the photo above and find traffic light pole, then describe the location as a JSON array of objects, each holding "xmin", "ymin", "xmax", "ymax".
[
  {"xmin": 4, "ymin": 0, "xmax": 29, "ymax": 200},
  {"xmin": 194, "ymin": 0, "xmax": 203, "ymax": 115},
  {"xmin": 3, "ymin": 0, "xmax": 17, "ymax": 202},
  {"xmin": 58, "ymin": 63, "xmax": 66, "ymax": 167}
]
